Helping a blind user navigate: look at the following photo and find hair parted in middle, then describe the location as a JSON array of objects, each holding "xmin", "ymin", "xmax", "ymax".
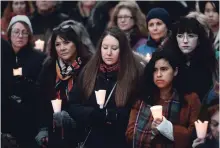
[
  {"xmin": 108, "ymin": 1, "xmax": 147, "ymax": 37},
  {"xmin": 79, "ymin": 26, "xmax": 142, "ymax": 107},
  {"xmin": 50, "ymin": 20, "xmax": 94, "ymax": 63}
]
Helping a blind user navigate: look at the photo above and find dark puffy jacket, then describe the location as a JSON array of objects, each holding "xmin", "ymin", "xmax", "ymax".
[{"xmin": 2, "ymin": 43, "xmax": 47, "ymax": 147}]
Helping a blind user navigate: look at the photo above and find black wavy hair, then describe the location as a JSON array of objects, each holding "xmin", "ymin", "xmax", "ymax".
[
  {"xmin": 139, "ymin": 45, "xmax": 187, "ymax": 106},
  {"xmin": 172, "ymin": 17, "xmax": 217, "ymax": 73}
]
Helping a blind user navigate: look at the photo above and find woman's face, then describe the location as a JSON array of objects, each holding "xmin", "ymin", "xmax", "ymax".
[
  {"xmin": 210, "ymin": 110, "xmax": 219, "ymax": 140},
  {"xmin": 101, "ymin": 35, "xmax": 120, "ymax": 66},
  {"xmin": 55, "ymin": 36, "xmax": 77, "ymax": 62},
  {"xmin": 117, "ymin": 8, "xmax": 135, "ymax": 31},
  {"xmin": 153, "ymin": 58, "xmax": 178, "ymax": 89},
  {"xmin": 148, "ymin": 18, "xmax": 168, "ymax": 42},
  {"xmin": 10, "ymin": 22, "xmax": 29, "ymax": 51},
  {"xmin": 36, "ymin": 1, "xmax": 55, "ymax": 12},
  {"xmin": 176, "ymin": 32, "xmax": 198, "ymax": 55},
  {"xmin": 12, "ymin": 1, "xmax": 26, "ymax": 15},
  {"xmin": 204, "ymin": 2, "xmax": 219, "ymax": 27}
]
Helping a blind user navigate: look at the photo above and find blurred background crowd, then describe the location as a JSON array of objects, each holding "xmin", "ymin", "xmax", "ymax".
[{"xmin": 1, "ymin": 1, "xmax": 219, "ymax": 148}]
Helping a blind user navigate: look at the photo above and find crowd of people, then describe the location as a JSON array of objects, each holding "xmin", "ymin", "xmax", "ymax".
[{"xmin": 1, "ymin": 1, "xmax": 219, "ymax": 148}]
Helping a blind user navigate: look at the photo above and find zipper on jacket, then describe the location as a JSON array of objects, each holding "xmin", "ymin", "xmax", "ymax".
[{"xmin": 16, "ymin": 56, "xmax": 18, "ymax": 64}]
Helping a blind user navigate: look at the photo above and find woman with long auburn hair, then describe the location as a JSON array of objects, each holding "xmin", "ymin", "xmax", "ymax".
[{"xmin": 68, "ymin": 26, "xmax": 144, "ymax": 148}]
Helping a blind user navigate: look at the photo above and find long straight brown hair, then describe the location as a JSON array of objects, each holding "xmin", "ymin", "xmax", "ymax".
[{"xmin": 80, "ymin": 27, "xmax": 142, "ymax": 107}]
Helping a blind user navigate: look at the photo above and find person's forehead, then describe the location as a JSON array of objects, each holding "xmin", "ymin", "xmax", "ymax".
[
  {"xmin": 155, "ymin": 59, "xmax": 170, "ymax": 66},
  {"xmin": 12, "ymin": 22, "xmax": 28, "ymax": 30}
]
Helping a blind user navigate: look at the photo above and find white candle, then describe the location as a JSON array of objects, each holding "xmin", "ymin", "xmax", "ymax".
[
  {"xmin": 150, "ymin": 105, "xmax": 163, "ymax": 120},
  {"xmin": 13, "ymin": 67, "xmax": 22, "ymax": 76},
  {"xmin": 145, "ymin": 53, "xmax": 151, "ymax": 62},
  {"xmin": 51, "ymin": 99, "xmax": 62, "ymax": 113},
  {"xmin": 194, "ymin": 120, "xmax": 209, "ymax": 139},
  {"xmin": 35, "ymin": 39, "xmax": 45, "ymax": 51},
  {"xmin": 95, "ymin": 90, "xmax": 106, "ymax": 109}
]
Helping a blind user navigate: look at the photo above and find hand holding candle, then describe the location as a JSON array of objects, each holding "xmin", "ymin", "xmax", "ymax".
[
  {"xmin": 35, "ymin": 39, "xmax": 45, "ymax": 51},
  {"xmin": 95, "ymin": 90, "xmax": 106, "ymax": 109},
  {"xmin": 13, "ymin": 67, "xmax": 22, "ymax": 76},
  {"xmin": 150, "ymin": 105, "xmax": 163, "ymax": 120},
  {"xmin": 51, "ymin": 99, "xmax": 62, "ymax": 113},
  {"xmin": 194, "ymin": 120, "xmax": 209, "ymax": 139}
]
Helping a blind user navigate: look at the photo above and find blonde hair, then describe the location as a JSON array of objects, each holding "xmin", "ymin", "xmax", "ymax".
[
  {"xmin": 186, "ymin": 11, "xmax": 211, "ymax": 37},
  {"xmin": 108, "ymin": 1, "xmax": 147, "ymax": 36}
]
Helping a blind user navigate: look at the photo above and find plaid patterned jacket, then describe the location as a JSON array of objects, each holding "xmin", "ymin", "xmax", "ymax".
[{"xmin": 126, "ymin": 92, "xmax": 201, "ymax": 148}]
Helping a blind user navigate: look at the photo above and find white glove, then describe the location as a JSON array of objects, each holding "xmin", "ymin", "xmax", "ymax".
[{"xmin": 156, "ymin": 116, "xmax": 174, "ymax": 141}]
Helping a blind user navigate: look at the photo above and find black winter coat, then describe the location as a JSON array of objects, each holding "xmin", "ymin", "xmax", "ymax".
[
  {"xmin": 68, "ymin": 70, "xmax": 132, "ymax": 148},
  {"xmin": 37, "ymin": 57, "xmax": 89, "ymax": 148},
  {"xmin": 1, "ymin": 43, "xmax": 47, "ymax": 147}
]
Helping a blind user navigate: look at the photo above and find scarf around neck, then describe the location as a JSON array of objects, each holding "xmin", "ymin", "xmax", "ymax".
[
  {"xmin": 55, "ymin": 57, "xmax": 82, "ymax": 101},
  {"xmin": 99, "ymin": 62, "xmax": 120, "ymax": 73},
  {"xmin": 133, "ymin": 89, "xmax": 181, "ymax": 148}
]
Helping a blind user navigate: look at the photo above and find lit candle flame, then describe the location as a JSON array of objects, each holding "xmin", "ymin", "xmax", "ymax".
[
  {"xmin": 145, "ymin": 53, "xmax": 151, "ymax": 62},
  {"xmin": 35, "ymin": 39, "xmax": 45, "ymax": 51}
]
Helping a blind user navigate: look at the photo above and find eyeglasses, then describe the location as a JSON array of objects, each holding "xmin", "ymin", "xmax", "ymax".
[
  {"xmin": 176, "ymin": 33, "xmax": 198, "ymax": 40},
  {"xmin": 11, "ymin": 29, "xmax": 29, "ymax": 38},
  {"xmin": 117, "ymin": 15, "xmax": 133, "ymax": 20}
]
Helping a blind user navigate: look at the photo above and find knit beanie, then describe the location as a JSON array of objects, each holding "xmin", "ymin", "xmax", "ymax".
[
  {"xmin": 7, "ymin": 15, "xmax": 33, "ymax": 34},
  {"xmin": 146, "ymin": 8, "xmax": 171, "ymax": 29}
]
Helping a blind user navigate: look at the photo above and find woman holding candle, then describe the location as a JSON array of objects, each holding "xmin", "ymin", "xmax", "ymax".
[
  {"xmin": 68, "ymin": 27, "xmax": 144, "ymax": 148},
  {"xmin": 136, "ymin": 8, "xmax": 171, "ymax": 57},
  {"xmin": 192, "ymin": 100, "xmax": 219, "ymax": 148},
  {"xmin": 171, "ymin": 17, "xmax": 218, "ymax": 101},
  {"xmin": 108, "ymin": 1, "xmax": 148, "ymax": 51},
  {"xmin": 35, "ymin": 20, "xmax": 94, "ymax": 148},
  {"xmin": 126, "ymin": 48, "xmax": 201, "ymax": 148},
  {"xmin": 2, "ymin": 15, "xmax": 47, "ymax": 148}
]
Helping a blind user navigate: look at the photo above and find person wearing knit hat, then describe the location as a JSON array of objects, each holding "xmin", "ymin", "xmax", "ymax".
[
  {"xmin": 136, "ymin": 7, "xmax": 171, "ymax": 59},
  {"xmin": 4, "ymin": 14, "xmax": 47, "ymax": 148},
  {"xmin": 7, "ymin": 15, "xmax": 33, "ymax": 51},
  {"xmin": 7, "ymin": 15, "xmax": 33, "ymax": 34},
  {"xmin": 146, "ymin": 7, "xmax": 171, "ymax": 30}
]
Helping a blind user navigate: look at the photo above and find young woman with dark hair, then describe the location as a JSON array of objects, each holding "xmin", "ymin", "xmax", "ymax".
[
  {"xmin": 126, "ymin": 48, "xmax": 201, "ymax": 148},
  {"xmin": 199, "ymin": 1, "xmax": 219, "ymax": 59},
  {"xmin": 35, "ymin": 20, "xmax": 94, "ymax": 148},
  {"xmin": 171, "ymin": 17, "xmax": 218, "ymax": 101},
  {"xmin": 68, "ymin": 26, "xmax": 144, "ymax": 148}
]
